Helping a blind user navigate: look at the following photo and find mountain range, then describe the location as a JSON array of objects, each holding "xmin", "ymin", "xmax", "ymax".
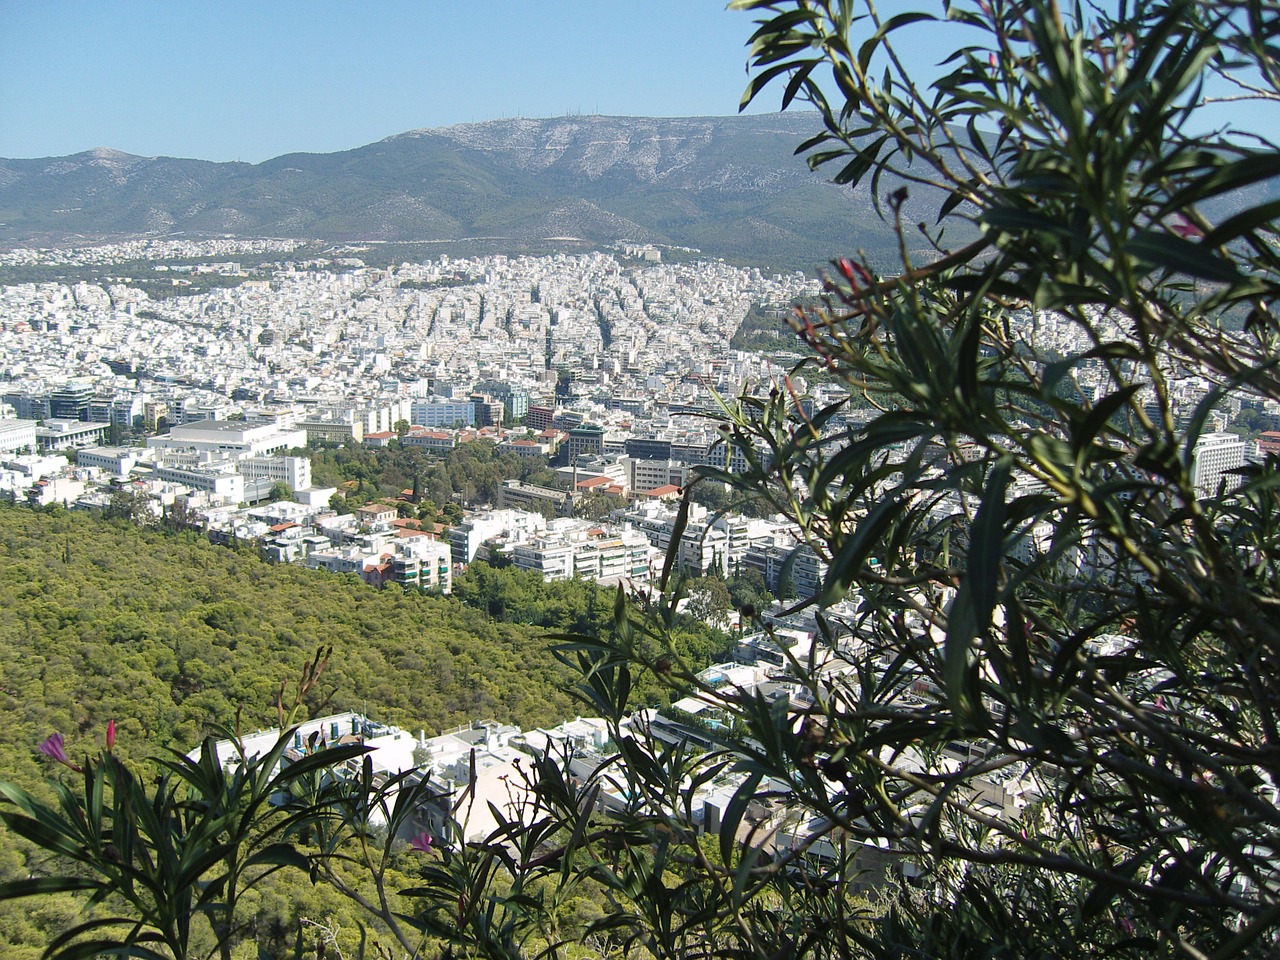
[{"xmin": 0, "ymin": 113, "xmax": 921, "ymax": 270}]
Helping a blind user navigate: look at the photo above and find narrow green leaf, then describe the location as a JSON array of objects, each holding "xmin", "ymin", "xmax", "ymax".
[
  {"xmin": 659, "ymin": 491, "xmax": 692, "ymax": 590},
  {"xmin": 0, "ymin": 876, "xmax": 103, "ymax": 899},
  {"xmin": 271, "ymin": 742, "xmax": 370, "ymax": 785},
  {"xmin": 818, "ymin": 495, "xmax": 903, "ymax": 607},
  {"xmin": 981, "ymin": 205, "xmax": 1075, "ymax": 239},
  {"xmin": 1128, "ymin": 229, "xmax": 1242, "ymax": 283},
  {"xmin": 1072, "ymin": 385, "xmax": 1140, "ymax": 454},
  {"xmin": 780, "ymin": 59, "xmax": 820, "ymax": 111},
  {"xmin": 830, "ymin": 135, "xmax": 889, "ymax": 186},
  {"xmin": 968, "ymin": 456, "xmax": 1010, "ymax": 633},
  {"xmin": 719, "ymin": 770, "xmax": 763, "ymax": 869},
  {"xmin": 49, "ymin": 939, "xmax": 173, "ymax": 960},
  {"xmin": 857, "ymin": 12, "xmax": 935, "ymax": 74},
  {"xmin": 240, "ymin": 842, "xmax": 312, "ymax": 872},
  {"xmin": 1165, "ymin": 152, "xmax": 1280, "ymax": 211},
  {"xmin": 43, "ymin": 917, "xmax": 161, "ymax": 958},
  {"xmin": 1202, "ymin": 198, "xmax": 1280, "ymax": 247},
  {"xmin": 739, "ymin": 61, "xmax": 800, "ymax": 111},
  {"xmin": 936, "ymin": 186, "xmax": 971, "ymax": 223}
]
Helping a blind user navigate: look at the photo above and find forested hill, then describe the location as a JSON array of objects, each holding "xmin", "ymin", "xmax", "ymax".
[
  {"xmin": 0, "ymin": 504, "xmax": 597, "ymax": 790},
  {"xmin": 0, "ymin": 504, "xmax": 729, "ymax": 954},
  {"xmin": 0, "ymin": 114, "xmax": 919, "ymax": 270}
]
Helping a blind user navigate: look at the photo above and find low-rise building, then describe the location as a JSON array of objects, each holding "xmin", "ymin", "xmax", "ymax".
[
  {"xmin": 36, "ymin": 419, "xmax": 110, "ymax": 451},
  {"xmin": 27, "ymin": 475, "xmax": 86, "ymax": 507},
  {"xmin": 496, "ymin": 479, "xmax": 570, "ymax": 516},
  {"xmin": 239, "ymin": 455, "xmax": 312, "ymax": 492},
  {"xmin": 75, "ymin": 446, "xmax": 146, "ymax": 480},
  {"xmin": 0, "ymin": 418, "xmax": 38, "ymax": 455},
  {"xmin": 148, "ymin": 419, "xmax": 307, "ymax": 460},
  {"xmin": 497, "ymin": 437, "xmax": 554, "ymax": 459},
  {"xmin": 355, "ymin": 503, "xmax": 398, "ymax": 528},
  {"xmin": 402, "ymin": 430, "xmax": 457, "ymax": 455},
  {"xmin": 154, "ymin": 463, "xmax": 245, "ymax": 502}
]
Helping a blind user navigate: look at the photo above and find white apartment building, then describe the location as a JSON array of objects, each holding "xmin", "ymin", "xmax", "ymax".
[
  {"xmin": 306, "ymin": 535, "xmax": 452, "ymax": 593},
  {"xmin": 1192, "ymin": 431, "xmax": 1246, "ymax": 499},
  {"xmin": 742, "ymin": 539, "xmax": 830, "ymax": 599},
  {"xmin": 513, "ymin": 536, "xmax": 576, "ymax": 580},
  {"xmin": 572, "ymin": 530, "xmax": 657, "ymax": 585},
  {"xmin": 621, "ymin": 456, "xmax": 689, "ymax": 494},
  {"xmin": 1, "ymin": 454, "xmax": 70, "ymax": 482},
  {"xmin": 169, "ymin": 398, "xmax": 232, "ymax": 425},
  {"xmin": 512, "ymin": 524, "xmax": 656, "ymax": 586},
  {"xmin": 365, "ymin": 398, "xmax": 414, "ymax": 435},
  {"xmin": 390, "ymin": 536, "xmax": 454, "ymax": 594},
  {"xmin": 305, "ymin": 399, "xmax": 413, "ymax": 437},
  {"xmin": 307, "ymin": 544, "xmax": 386, "ymax": 577},
  {"xmin": 27, "ymin": 476, "xmax": 86, "ymax": 508},
  {"xmin": 623, "ymin": 501, "xmax": 776, "ymax": 577},
  {"xmin": 450, "ymin": 508, "xmax": 547, "ymax": 564}
]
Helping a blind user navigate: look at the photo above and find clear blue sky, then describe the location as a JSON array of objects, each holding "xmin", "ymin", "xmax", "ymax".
[
  {"xmin": 2, "ymin": 2, "xmax": 1270, "ymax": 164},
  {"xmin": 0, "ymin": 0, "xmax": 773, "ymax": 163}
]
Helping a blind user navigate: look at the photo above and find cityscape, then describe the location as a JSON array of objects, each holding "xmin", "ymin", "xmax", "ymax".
[{"xmin": 1, "ymin": 235, "xmax": 1269, "ymax": 596}]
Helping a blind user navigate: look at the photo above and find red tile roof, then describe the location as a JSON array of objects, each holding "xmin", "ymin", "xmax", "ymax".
[{"xmin": 642, "ymin": 483, "xmax": 682, "ymax": 497}]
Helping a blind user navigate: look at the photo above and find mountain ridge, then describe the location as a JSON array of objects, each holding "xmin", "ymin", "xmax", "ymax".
[{"xmin": 0, "ymin": 113, "xmax": 914, "ymax": 270}]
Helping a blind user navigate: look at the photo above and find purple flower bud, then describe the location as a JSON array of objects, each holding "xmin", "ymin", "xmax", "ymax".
[{"xmin": 38, "ymin": 733, "xmax": 83, "ymax": 773}]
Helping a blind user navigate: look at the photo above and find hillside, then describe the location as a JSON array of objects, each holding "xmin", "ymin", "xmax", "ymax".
[
  {"xmin": 0, "ymin": 503, "xmax": 734, "ymax": 956},
  {"xmin": 0, "ymin": 114, "xmax": 929, "ymax": 270},
  {"xmin": 0, "ymin": 506, "xmax": 583, "ymax": 786}
]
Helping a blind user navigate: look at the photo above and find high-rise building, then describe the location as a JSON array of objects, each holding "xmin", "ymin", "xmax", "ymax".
[
  {"xmin": 410, "ymin": 398, "xmax": 475, "ymax": 428},
  {"xmin": 565, "ymin": 424, "xmax": 604, "ymax": 462},
  {"xmin": 1192, "ymin": 432, "xmax": 1246, "ymax": 499},
  {"xmin": 526, "ymin": 405, "xmax": 555, "ymax": 431},
  {"xmin": 50, "ymin": 385, "xmax": 94, "ymax": 421}
]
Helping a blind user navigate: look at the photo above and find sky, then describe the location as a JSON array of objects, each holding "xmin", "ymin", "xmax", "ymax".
[
  {"xmin": 0, "ymin": 0, "xmax": 776, "ymax": 163},
  {"xmin": 2, "ymin": 2, "xmax": 1271, "ymax": 165}
]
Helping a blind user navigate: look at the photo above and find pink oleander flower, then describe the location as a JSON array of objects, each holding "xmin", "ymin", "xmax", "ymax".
[
  {"xmin": 106, "ymin": 719, "xmax": 116, "ymax": 752},
  {"xmin": 409, "ymin": 831, "xmax": 433, "ymax": 853},
  {"xmin": 1169, "ymin": 213, "xmax": 1205, "ymax": 240},
  {"xmin": 38, "ymin": 733, "xmax": 83, "ymax": 773}
]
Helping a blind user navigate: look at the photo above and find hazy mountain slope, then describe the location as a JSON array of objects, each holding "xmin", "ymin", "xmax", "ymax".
[{"xmin": 0, "ymin": 114, "xmax": 923, "ymax": 269}]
